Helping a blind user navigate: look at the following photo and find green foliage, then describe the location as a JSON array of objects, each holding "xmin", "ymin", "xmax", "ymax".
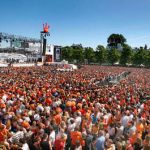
[
  {"xmin": 120, "ymin": 44, "xmax": 133, "ymax": 65},
  {"xmin": 144, "ymin": 44, "xmax": 148, "ymax": 50},
  {"xmin": 61, "ymin": 44, "xmax": 84, "ymax": 63},
  {"xmin": 84, "ymin": 47, "xmax": 95, "ymax": 64},
  {"xmin": 108, "ymin": 48, "xmax": 120, "ymax": 65},
  {"xmin": 107, "ymin": 34, "xmax": 126, "ymax": 48},
  {"xmin": 71, "ymin": 44, "xmax": 84, "ymax": 63},
  {"xmin": 61, "ymin": 46, "xmax": 74, "ymax": 62},
  {"xmin": 61, "ymin": 34, "xmax": 149, "ymax": 67},
  {"xmin": 144, "ymin": 50, "xmax": 150, "ymax": 66},
  {"xmin": 132, "ymin": 47, "xmax": 147, "ymax": 66},
  {"xmin": 95, "ymin": 45, "xmax": 108, "ymax": 64}
]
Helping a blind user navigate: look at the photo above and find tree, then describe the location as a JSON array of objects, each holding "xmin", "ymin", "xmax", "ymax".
[
  {"xmin": 144, "ymin": 44, "xmax": 148, "ymax": 50},
  {"xmin": 120, "ymin": 44, "xmax": 133, "ymax": 65},
  {"xmin": 108, "ymin": 48, "xmax": 120, "ymax": 65},
  {"xmin": 133, "ymin": 47, "xmax": 146, "ymax": 66},
  {"xmin": 62, "ymin": 44, "xmax": 85, "ymax": 63},
  {"xmin": 107, "ymin": 34, "xmax": 126, "ymax": 49},
  {"xmin": 71, "ymin": 44, "xmax": 84, "ymax": 63},
  {"xmin": 84, "ymin": 47, "xmax": 95, "ymax": 64},
  {"xmin": 95, "ymin": 45, "xmax": 108, "ymax": 64},
  {"xmin": 61, "ymin": 46, "xmax": 74, "ymax": 62},
  {"xmin": 144, "ymin": 50, "xmax": 150, "ymax": 67}
]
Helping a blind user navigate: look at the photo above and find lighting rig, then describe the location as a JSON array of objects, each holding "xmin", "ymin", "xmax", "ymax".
[{"xmin": 0, "ymin": 32, "xmax": 41, "ymax": 43}]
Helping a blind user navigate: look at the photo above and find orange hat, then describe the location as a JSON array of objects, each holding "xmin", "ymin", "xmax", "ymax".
[{"xmin": 22, "ymin": 121, "xmax": 30, "ymax": 129}]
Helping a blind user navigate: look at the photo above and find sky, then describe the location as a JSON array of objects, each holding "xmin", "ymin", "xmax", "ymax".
[{"xmin": 0, "ymin": 0, "xmax": 150, "ymax": 49}]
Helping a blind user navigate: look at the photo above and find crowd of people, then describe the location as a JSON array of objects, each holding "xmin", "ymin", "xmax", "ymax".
[{"xmin": 0, "ymin": 65, "xmax": 149, "ymax": 150}]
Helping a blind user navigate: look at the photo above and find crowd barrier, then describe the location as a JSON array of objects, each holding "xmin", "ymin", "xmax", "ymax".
[
  {"xmin": 12, "ymin": 63, "xmax": 35, "ymax": 67},
  {"xmin": 95, "ymin": 71, "xmax": 131, "ymax": 86},
  {"xmin": 0, "ymin": 63, "xmax": 8, "ymax": 67},
  {"xmin": 0, "ymin": 63, "xmax": 43, "ymax": 67}
]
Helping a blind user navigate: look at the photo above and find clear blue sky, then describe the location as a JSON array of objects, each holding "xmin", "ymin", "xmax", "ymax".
[{"xmin": 0, "ymin": 0, "xmax": 150, "ymax": 49}]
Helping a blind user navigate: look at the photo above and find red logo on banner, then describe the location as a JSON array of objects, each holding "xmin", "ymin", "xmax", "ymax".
[{"xmin": 43, "ymin": 23, "xmax": 50, "ymax": 33}]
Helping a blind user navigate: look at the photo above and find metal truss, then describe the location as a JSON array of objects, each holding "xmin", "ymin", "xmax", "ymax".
[{"xmin": 0, "ymin": 32, "xmax": 41, "ymax": 43}]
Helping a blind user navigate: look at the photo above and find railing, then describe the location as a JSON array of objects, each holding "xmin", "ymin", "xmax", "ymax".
[{"xmin": 95, "ymin": 71, "xmax": 131, "ymax": 86}]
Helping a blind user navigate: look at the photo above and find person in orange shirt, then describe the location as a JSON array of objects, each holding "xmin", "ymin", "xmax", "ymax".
[
  {"xmin": 54, "ymin": 114, "xmax": 62, "ymax": 126},
  {"xmin": 0, "ymin": 124, "xmax": 10, "ymax": 149},
  {"xmin": 54, "ymin": 134, "xmax": 67, "ymax": 150},
  {"xmin": 0, "ymin": 126, "xmax": 6, "ymax": 143},
  {"xmin": 129, "ymin": 131, "xmax": 142, "ymax": 145},
  {"xmin": 70, "ymin": 128, "xmax": 84, "ymax": 148},
  {"xmin": 136, "ymin": 119, "xmax": 144, "ymax": 134}
]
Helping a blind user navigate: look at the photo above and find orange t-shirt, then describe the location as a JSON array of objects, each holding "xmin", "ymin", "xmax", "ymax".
[
  {"xmin": 54, "ymin": 114, "xmax": 62, "ymax": 125},
  {"xmin": 71, "ymin": 131, "xmax": 82, "ymax": 145},
  {"xmin": 45, "ymin": 98, "xmax": 52, "ymax": 105},
  {"xmin": 136, "ymin": 123, "xmax": 144, "ymax": 133},
  {"xmin": 0, "ymin": 128, "xmax": 8, "ymax": 142},
  {"xmin": 130, "ymin": 132, "xmax": 142, "ymax": 144}
]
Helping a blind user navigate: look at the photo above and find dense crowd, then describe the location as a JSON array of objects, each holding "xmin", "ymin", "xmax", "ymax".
[{"xmin": 0, "ymin": 65, "xmax": 149, "ymax": 150}]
